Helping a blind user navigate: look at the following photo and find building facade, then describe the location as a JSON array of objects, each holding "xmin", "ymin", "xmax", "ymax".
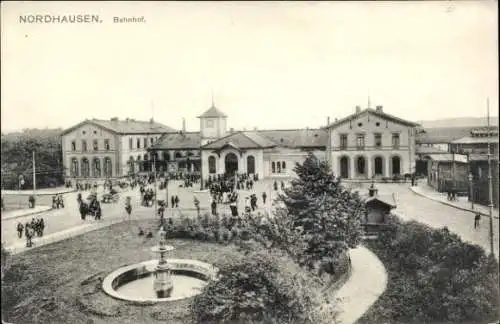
[
  {"xmin": 325, "ymin": 105, "xmax": 420, "ymax": 179},
  {"xmin": 61, "ymin": 118, "xmax": 175, "ymax": 180}
]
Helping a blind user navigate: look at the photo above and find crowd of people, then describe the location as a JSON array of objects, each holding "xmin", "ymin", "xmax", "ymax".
[{"xmin": 16, "ymin": 217, "xmax": 45, "ymax": 247}]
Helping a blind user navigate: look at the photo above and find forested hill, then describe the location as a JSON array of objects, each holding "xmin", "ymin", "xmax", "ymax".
[{"xmin": 1, "ymin": 128, "xmax": 64, "ymax": 189}]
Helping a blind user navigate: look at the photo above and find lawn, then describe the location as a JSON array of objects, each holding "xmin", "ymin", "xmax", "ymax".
[{"xmin": 1, "ymin": 217, "xmax": 327, "ymax": 324}]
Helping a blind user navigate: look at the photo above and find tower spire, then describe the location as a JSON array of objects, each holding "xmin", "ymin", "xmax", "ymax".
[
  {"xmin": 367, "ymin": 95, "xmax": 371, "ymax": 109},
  {"xmin": 211, "ymin": 90, "xmax": 215, "ymax": 108}
]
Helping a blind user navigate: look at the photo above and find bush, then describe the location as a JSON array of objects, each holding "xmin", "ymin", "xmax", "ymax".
[
  {"xmin": 190, "ymin": 250, "xmax": 336, "ymax": 324},
  {"xmin": 359, "ymin": 216, "xmax": 500, "ymax": 324}
]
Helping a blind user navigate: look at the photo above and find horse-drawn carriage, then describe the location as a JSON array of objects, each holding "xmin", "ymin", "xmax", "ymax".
[
  {"xmin": 79, "ymin": 193, "xmax": 102, "ymax": 220},
  {"xmin": 101, "ymin": 188, "xmax": 120, "ymax": 204}
]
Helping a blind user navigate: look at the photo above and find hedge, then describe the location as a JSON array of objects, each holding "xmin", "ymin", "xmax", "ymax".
[{"xmin": 357, "ymin": 215, "xmax": 500, "ymax": 324}]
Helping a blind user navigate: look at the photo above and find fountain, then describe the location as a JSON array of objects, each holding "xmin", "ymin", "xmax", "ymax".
[
  {"xmin": 150, "ymin": 226, "xmax": 174, "ymax": 298},
  {"xmin": 102, "ymin": 224, "xmax": 218, "ymax": 304}
]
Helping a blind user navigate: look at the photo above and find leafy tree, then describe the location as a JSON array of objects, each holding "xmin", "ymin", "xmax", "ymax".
[{"xmin": 252, "ymin": 153, "xmax": 364, "ymax": 271}]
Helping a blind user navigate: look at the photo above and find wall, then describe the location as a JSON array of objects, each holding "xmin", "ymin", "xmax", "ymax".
[
  {"xmin": 62, "ymin": 123, "xmax": 118, "ymax": 178},
  {"xmin": 119, "ymin": 133, "xmax": 164, "ymax": 176},
  {"xmin": 263, "ymin": 148, "xmax": 326, "ymax": 178},
  {"xmin": 329, "ymin": 110, "xmax": 416, "ymax": 179}
]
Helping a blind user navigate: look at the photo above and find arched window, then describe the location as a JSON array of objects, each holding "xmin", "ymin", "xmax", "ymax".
[
  {"xmin": 144, "ymin": 153, "xmax": 148, "ymax": 161},
  {"xmin": 281, "ymin": 161, "xmax": 286, "ymax": 170},
  {"xmin": 391, "ymin": 156, "xmax": 401, "ymax": 175},
  {"xmin": 81, "ymin": 158, "xmax": 90, "ymax": 178},
  {"xmin": 163, "ymin": 152, "xmax": 170, "ymax": 161},
  {"xmin": 356, "ymin": 156, "xmax": 366, "ymax": 175},
  {"xmin": 208, "ymin": 156, "xmax": 216, "ymax": 174},
  {"xmin": 374, "ymin": 156, "xmax": 383, "ymax": 176},
  {"xmin": 175, "ymin": 152, "xmax": 182, "ymax": 159}
]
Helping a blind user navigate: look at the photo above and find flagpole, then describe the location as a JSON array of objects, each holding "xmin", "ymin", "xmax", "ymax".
[{"xmin": 486, "ymin": 97, "xmax": 495, "ymax": 256}]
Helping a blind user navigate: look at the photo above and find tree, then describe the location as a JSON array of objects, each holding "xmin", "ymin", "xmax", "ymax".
[{"xmin": 275, "ymin": 152, "xmax": 364, "ymax": 269}]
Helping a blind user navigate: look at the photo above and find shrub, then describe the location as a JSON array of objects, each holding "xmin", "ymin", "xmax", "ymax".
[
  {"xmin": 190, "ymin": 250, "xmax": 336, "ymax": 324},
  {"xmin": 359, "ymin": 216, "xmax": 500, "ymax": 324}
]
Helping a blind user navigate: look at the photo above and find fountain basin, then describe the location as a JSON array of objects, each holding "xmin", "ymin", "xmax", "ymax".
[{"xmin": 102, "ymin": 259, "xmax": 218, "ymax": 304}]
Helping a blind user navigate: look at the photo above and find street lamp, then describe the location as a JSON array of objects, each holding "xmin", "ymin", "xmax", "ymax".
[{"xmin": 468, "ymin": 172, "xmax": 474, "ymax": 210}]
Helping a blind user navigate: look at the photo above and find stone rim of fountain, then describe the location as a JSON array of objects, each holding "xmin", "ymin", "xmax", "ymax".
[{"xmin": 102, "ymin": 258, "xmax": 218, "ymax": 304}]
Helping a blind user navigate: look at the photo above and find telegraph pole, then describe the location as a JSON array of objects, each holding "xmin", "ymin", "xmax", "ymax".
[
  {"xmin": 486, "ymin": 98, "xmax": 495, "ymax": 256},
  {"xmin": 32, "ymin": 151, "xmax": 36, "ymax": 195},
  {"xmin": 153, "ymin": 152, "xmax": 158, "ymax": 218}
]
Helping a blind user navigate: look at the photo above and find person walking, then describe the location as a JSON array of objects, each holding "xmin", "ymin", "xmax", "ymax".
[
  {"xmin": 474, "ymin": 213, "xmax": 481, "ymax": 229},
  {"xmin": 17, "ymin": 222, "xmax": 24, "ymax": 238},
  {"xmin": 174, "ymin": 195, "xmax": 180, "ymax": 208},
  {"xmin": 262, "ymin": 192, "xmax": 267, "ymax": 205}
]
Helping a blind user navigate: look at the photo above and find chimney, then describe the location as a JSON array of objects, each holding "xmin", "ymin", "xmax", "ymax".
[
  {"xmin": 376, "ymin": 105, "xmax": 383, "ymax": 112},
  {"xmin": 182, "ymin": 118, "xmax": 186, "ymax": 133},
  {"xmin": 335, "ymin": 117, "xmax": 338, "ymax": 122},
  {"xmin": 110, "ymin": 117, "xmax": 118, "ymax": 122},
  {"xmin": 230, "ymin": 128, "xmax": 234, "ymax": 133},
  {"xmin": 327, "ymin": 116, "xmax": 330, "ymax": 126},
  {"xmin": 253, "ymin": 127, "xmax": 258, "ymax": 131},
  {"xmin": 355, "ymin": 106, "xmax": 361, "ymax": 113},
  {"xmin": 149, "ymin": 118, "xmax": 154, "ymax": 124},
  {"xmin": 125, "ymin": 118, "xmax": 129, "ymax": 122}
]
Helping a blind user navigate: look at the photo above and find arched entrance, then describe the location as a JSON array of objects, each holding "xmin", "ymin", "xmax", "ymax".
[
  {"xmin": 71, "ymin": 158, "xmax": 79, "ymax": 177},
  {"xmin": 225, "ymin": 153, "xmax": 239, "ymax": 175},
  {"xmin": 340, "ymin": 156, "xmax": 349, "ymax": 179},
  {"xmin": 129, "ymin": 156, "xmax": 135, "ymax": 174},
  {"xmin": 104, "ymin": 157, "xmax": 112, "ymax": 178},
  {"xmin": 92, "ymin": 158, "xmax": 101, "ymax": 178},
  {"xmin": 391, "ymin": 156, "xmax": 401, "ymax": 176},
  {"xmin": 247, "ymin": 155, "xmax": 255, "ymax": 174},
  {"xmin": 374, "ymin": 156, "xmax": 384, "ymax": 176},
  {"xmin": 356, "ymin": 156, "xmax": 366, "ymax": 177},
  {"xmin": 81, "ymin": 158, "xmax": 90, "ymax": 178},
  {"xmin": 208, "ymin": 156, "xmax": 216, "ymax": 174}
]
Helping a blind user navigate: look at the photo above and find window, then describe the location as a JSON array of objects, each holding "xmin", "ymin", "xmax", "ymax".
[
  {"xmin": 392, "ymin": 133, "xmax": 400, "ymax": 149},
  {"xmin": 93, "ymin": 140, "xmax": 98, "ymax": 151},
  {"xmin": 129, "ymin": 138, "xmax": 133, "ymax": 149},
  {"xmin": 150, "ymin": 138, "xmax": 154, "ymax": 145},
  {"xmin": 340, "ymin": 134, "xmax": 348, "ymax": 149},
  {"xmin": 82, "ymin": 140, "xmax": 87, "ymax": 152},
  {"xmin": 143, "ymin": 138, "xmax": 148, "ymax": 148},
  {"xmin": 277, "ymin": 161, "xmax": 281, "ymax": 173},
  {"xmin": 281, "ymin": 161, "xmax": 286, "ymax": 170},
  {"xmin": 356, "ymin": 134, "xmax": 365, "ymax": 150},
  {"xmin": 136, "ymin": 138, "xmax": 141, "ymax": 149},
  {"xmin": 206, "ymin": 120, "xmax": 214, "ymax": 127},
  {"xmin": 271, "ymin": 162, "xmax": 276, "ymax": 173},
  {"xmin": 374, "ymin": 133, "xmax": 382, "ymax": 148},
  {"xmin": 208, "ymin": 156, "xmax": 216, "ymax": 174},
  {"xmin": 104, "ymin": 139, "xmax": 110, "ymax": 151},
  {"xmin": 71, "ymin": 141, "xmax": 76, "ymax": 151}
]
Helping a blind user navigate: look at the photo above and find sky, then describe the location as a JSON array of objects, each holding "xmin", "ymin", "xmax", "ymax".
[{"xmin": 1, "ymin": 1, "xmax": 498, "ymax": 133}]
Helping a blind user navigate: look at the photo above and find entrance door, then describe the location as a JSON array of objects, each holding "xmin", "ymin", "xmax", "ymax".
[
  {"xmin": 225, "ymin": 153, "xmax": 239, "ymax": 175},
  {"xmin": 340, "ymin": 156, "xmax": 349, "ymax": 179},
  {"xmin": 247, "ymin": 155, "xmax": 255, "ymax": 174}
]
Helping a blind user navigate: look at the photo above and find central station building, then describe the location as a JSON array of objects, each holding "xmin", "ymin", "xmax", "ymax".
[{"xmin": 149, "ymin": 103, "xmax": 419, "ymax": 181}]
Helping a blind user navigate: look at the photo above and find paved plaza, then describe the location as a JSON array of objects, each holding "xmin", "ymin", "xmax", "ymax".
[{"xmin": 1, "ymin": 178, "xmax": 290, "ymax": 250}]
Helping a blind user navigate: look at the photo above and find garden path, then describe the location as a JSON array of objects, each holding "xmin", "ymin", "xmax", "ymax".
[{"xmin": 333, "ymin": 245, "xmax": 388, "ymax": 324}]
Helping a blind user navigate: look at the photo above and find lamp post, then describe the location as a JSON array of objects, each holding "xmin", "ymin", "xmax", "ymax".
[{"xmin": 468, "ymin": 172, "xmax": 474, "ymax": 210}]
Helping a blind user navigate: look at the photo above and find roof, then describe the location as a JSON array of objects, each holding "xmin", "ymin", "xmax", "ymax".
[
  {"xmin": 416, "ymin": 126, "xmax": 476, "ymax": 144},
  {"xmin": 427, "ymin": 153, "xmax": 468, "ymax": 162},
  {"xmin": 469, "ymin": 153, "xmax": 500, "ymax": 161},
  {"xmin": 451, "ymin": 136, "xmax": 499, "ymax": 144},
  {"xmin": 197, "ymin": 106, "xmax": 227, "ymax": 118},
  {"xmin": 257, "ymin": 129, "xmax": 327, "ymax": 148},
  {"xmin": 362, "ymin": 194, "xmax": 396, "ymax": 208},
  {"xmin": 202, "ymin": 131, "xmax": 276, "ymax": 150},
  {"xmin": 201, "ymin": 128, "xmax": 328, "ymax": 150},
  {"xmin": 415, "ymin": 146, "xmax": 448, "ymax": 154},
  {"xmin": 325, "ymin": 108, "xmax": 420, "ymax": 129},
  {"xmin": 150, "ymin": 132, "xmax": 201, "ymax": 150},
  {"xmin": 61, "ymin": 118, "xmax": 176, "ymax": 136}
]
